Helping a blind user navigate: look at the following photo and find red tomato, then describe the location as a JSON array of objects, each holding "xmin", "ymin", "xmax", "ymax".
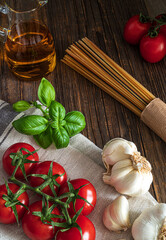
[
  {"xmin": 56, "ymin": 215, "xmax": 96, "ymax": 240},
  {"xmin": 58, "ymin": 178, "xmax": 97, "ymax": 216},
  {"xmin": 124, "ymin": 15, "xmax": 151, "ymax": 44},
  {"xmin": 140, "ymin": 33, "xmax": 166, "ymax": 63},
  {"xmin": 22, "ymin": 200, "xmax": 61, "ymax": 240},
  {"xmin": 2, "ymin": 142, "xmax": 39, "ymax": 179},
  {"xmin": 155, "ymin": 14, "xmax": 166, "ymax": 36},
  {"xmin": 0, "ymin": 183, "xmax": 29, "ymax": 224},
  {"xmin": 29, "ymin": 161, "xmax": 67, "ymax": 196}
]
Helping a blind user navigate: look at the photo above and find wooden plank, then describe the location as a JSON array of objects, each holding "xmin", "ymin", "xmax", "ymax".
[{"xmin": 0, "ymin": 0, "xmax": 165, "ymax": 203}]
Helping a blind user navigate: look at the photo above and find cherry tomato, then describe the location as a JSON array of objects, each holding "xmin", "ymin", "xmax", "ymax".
[
  {"xmin": 0, "ymin": 183, "xmax": 29, "ymax": 224},
  {"xmin": 56, "ymin": 215, "xmax": 96, "ymax": 240},
  {"xmin": 124, "ymin": 14, "xmax": 151, "ymax": 44},
  {"xmin": 29, "ymin": 161, "xmax": 67, "ymax": 196},
  {"xmin": 58, "ymin": 178, "xmax": 97, "ymax": 216},
  {"xmin": 2, "ymin": 142, "xmax": 39, "ymax": 179},
  {"xmin": 22, "ymin": 200, "xmax": 61, "ymax": 240},
  {"xmin": 140, "ymin": 33, "xmax": 166, "ymax": 63},
  {"xmin": 155, "ymin": 14, "xmax": 166, "ymax": 36}
]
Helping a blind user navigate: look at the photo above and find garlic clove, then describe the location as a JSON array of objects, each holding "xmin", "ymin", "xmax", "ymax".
[
  {"xmin": 108, "ymin": 164, "xmax": 133, "ymax": 186},
  {"xmin": 103, "ymin": 159, "xmax": 133, "ymax": 185},
  {"xmin": 132, "ymin": 203, "xmax": 166, "ymax": 240},
  {"xmin": 103, "ymin": 196, "xmax": 130, "ymax": 232},
  {"xmin": 110, "ymin": 196, "xmax": 130, "ymax": 228},
  {"xmin": 102, "ymin": 138, "xmax": 137, "ymax": 166},
  {"xmin": 111, "ymin": 159, "xmax": 133, "ymax": 170},
  {"xmin": 103, "ymin": 207, "xmax": 124, "ymax": 231},
  {"xmin": 113, "ymin": 170, "xmax": 152, "ymax": 197},
  {"xmin": 138, "ymin": 171, "xmax": 153, "ymax": 196},
  {"xmin": 113, "ymin": 170, "xmax": 143, "ymax": 196}
]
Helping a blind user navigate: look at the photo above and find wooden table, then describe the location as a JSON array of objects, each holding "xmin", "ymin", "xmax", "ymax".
[{"xmin": 0, "ymin": 0, "xmax": 165, "ymax": 203}]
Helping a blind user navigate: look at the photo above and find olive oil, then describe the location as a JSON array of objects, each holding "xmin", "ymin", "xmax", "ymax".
[{"xmin": 5, "ymin": 20, "xmax": 56, "ymax": 80}]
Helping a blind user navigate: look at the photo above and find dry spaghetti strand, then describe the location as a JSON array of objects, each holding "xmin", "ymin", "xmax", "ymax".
[{"xmin": 62, "ymin": 38, "xmax": 155, "ymax": 117}]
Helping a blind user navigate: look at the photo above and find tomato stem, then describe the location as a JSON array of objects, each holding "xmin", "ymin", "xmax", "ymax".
[
  {"xmin": 12, "ymin": 185, "xmax": 26, "ymax": 201},
  {"xmin": 139, "ymin": 13, "xmax": 151, "ymax": 23},
  {"xmin": 8, "ymin": 176, "xmax": 70, "ymax": 208},
  {"xmin": 36, "ymin": 178, "xmax": 52, "ymax": 191},
  {"xmin": 148, "ymin": 21, "xmax": 166, "ymax": 38},
  {"xmin": 11, "ymin": 158, "xmax": 22, "ymax": 178},
  {"xmin": 10, "ymin": 147, "xmax": 39, "ymax": 181},
  {"xmin": 62, "ymin": 206, "xmax": 72, "ymax": 225}
]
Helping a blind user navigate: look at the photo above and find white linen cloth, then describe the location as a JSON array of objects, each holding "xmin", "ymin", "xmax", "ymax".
[{"xmin": 0, "ymin": 99, "xmax": 156, "ymax": 240}]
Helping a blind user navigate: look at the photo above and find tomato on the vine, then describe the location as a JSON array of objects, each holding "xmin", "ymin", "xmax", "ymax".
[
  {"xmin": 56, "ymin": 215, "xmax": 96, "ymax": 240},
  {"xmin": 22, "ymin": 200, "xmax": 61, "ymax": 240},
  {"xmin": 29, "ymin": 161, "xmax": 67, "ymax": 196},
  {"xmin": 123, "ymin": 14, "xmax": 151, "ymax": 45},
  {"xmin": 0, "ymin": 183, "xmax": 29, "ymax": 224},
  {"xmin": 58, "ymin": 178, "xmax": 97, "ymax": 216},
  {"xmin": 2, "ymin": 142, "xmax": 39, "ymax": 179},
  {"xmin": 140, "ymin": 32, "xmax": 166, "ymax": 63}
]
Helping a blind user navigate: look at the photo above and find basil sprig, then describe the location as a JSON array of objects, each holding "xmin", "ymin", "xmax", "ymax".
[{"xmin": 12, "ymin": 78, "xmax": 86, "ymax": 149}]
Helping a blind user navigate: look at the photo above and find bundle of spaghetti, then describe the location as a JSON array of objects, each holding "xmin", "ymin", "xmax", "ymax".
[{"xmin": 62, "ymin": 37, "xmax": 166, "ymax": 142}]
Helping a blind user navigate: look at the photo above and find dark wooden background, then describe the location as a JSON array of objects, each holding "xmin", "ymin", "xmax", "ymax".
[{"xmin": 0, "ymin": 0, "xmax": 165, "ymax": 203}]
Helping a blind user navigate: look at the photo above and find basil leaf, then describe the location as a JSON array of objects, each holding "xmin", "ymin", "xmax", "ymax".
[
  {"xmin": 38, "ymin": 78, "xmax": 56, "ymax": 107},
  {"xmin": 49, "ymin": 101, "xmax": 66, "ymax": 122},
  {"xmin": 12, "ymin": 115, "xmax": 48, "ymax": 135},
  {"xmin": 33, "ymin": 126, "xmax": 53, "ymax": 149},
  {"xmin": 64, "ymin": 111, "xmax": 86, "ymax": 137},
  {"xmin": 13, "ymin": 101, "xmax": 31, "ymax": 112},
  {"xmin": 52, "ymin": 126, "xmax": 69, "ymax": 149}
]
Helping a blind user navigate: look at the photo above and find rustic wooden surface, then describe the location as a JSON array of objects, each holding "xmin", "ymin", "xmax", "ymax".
[{"xmin": 0, "ymin": 0, "xmax": 165, "ymax": 203}]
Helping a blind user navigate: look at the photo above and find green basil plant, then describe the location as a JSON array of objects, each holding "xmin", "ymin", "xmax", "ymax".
[{"xmin": 12, "ymin": 78, "xmax": 86, "ymax": 149}]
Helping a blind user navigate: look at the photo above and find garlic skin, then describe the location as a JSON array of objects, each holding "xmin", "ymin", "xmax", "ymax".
[
  {"xmin": 102, "ymin": 138, "xmax": 137, "ymax": 166},
  {"xmin": 103, "ymin": 195, "xmax": 130, "ymax": 232},
  {"xmin": 102, "ymin": 138, "xmax": 153, "ymax": 197},
  {"xmin": 132, "ymin": 203, "xmax": 166, "ymax": 240}
]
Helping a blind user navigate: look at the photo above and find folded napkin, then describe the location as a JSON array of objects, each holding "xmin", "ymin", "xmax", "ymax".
[{"xmin": 0, "ymin": 99, "xmax": 157, "ymax": 240}]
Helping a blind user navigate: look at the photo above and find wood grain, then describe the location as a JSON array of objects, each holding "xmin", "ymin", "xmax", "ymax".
[{"xmin": 0, "ymin": 0, "xmax": 165, "ymax": 203}]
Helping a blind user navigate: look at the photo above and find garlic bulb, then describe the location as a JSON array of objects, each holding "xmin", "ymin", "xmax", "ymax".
[
  {"xmin": 103, "ymin": 195, "xmax": 130, "ymax": 232},
  {"xmin": 102, "ymin": 138, "xmax": 153, "ymax": 197},
  {"xmin": 132, "ymin": 203, "xmax": 166, "ymax": 240}
]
